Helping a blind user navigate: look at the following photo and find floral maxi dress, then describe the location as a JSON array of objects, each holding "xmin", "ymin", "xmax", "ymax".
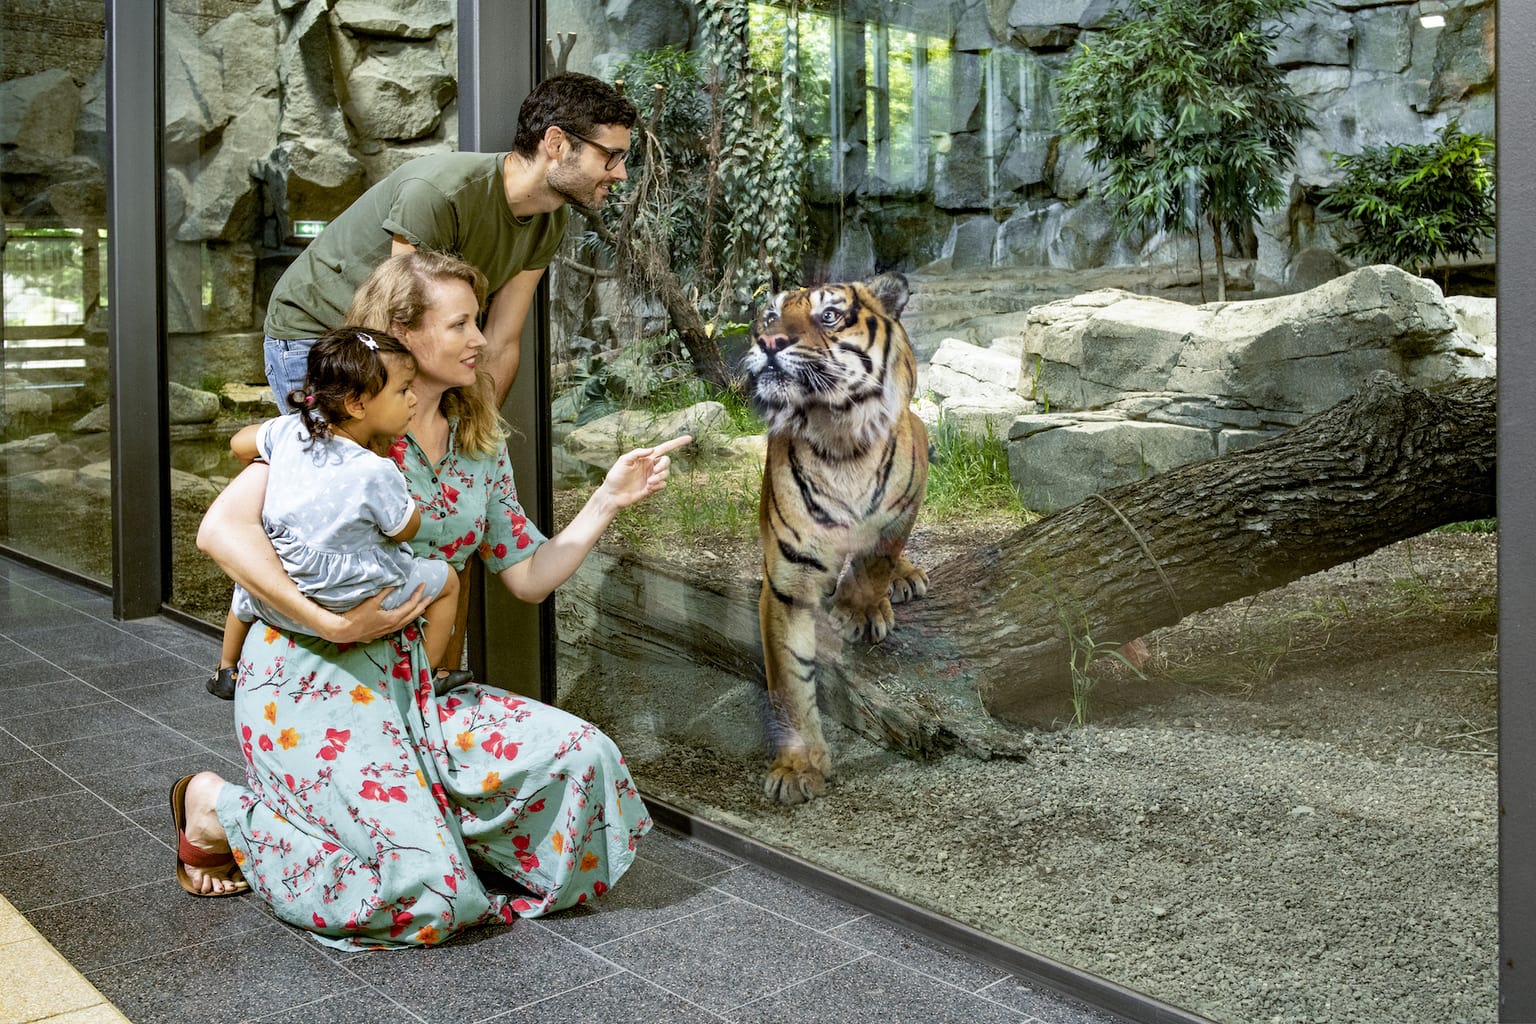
[{"xmin": 214, "ymin": 426, "xmax": 652, "ymax": 950}]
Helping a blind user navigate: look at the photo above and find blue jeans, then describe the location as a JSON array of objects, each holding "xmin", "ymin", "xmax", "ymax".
[{"xmin": 264, "ymin": 336, "xmax": 317, "ymax": 413}]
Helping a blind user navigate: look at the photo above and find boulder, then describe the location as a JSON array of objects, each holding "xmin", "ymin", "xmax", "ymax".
[
  {"xmin": 1008, "ymin": 417, "xmax": 1217, "ymax": 512},
  {"xmin": 563, "ymin": 402, "xmax": 729, "ymax": 459},
  {"xmin": 926, "ymin": 338, "xmax": 1022, "ymax": 402},
  {"xmin": 1008, "ymin": 264, "xmax": 1495, "ymax": 510},
  {"xmin": 0, "ymin": 69, "xmax": 81, "ymax": 158},
  {"xmin": 332, "ymin": 0, "xmax": 453, "ymax": 38}
]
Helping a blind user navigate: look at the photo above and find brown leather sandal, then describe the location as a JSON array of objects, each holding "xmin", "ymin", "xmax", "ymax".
[{"xmin": 169, "ymin": 774, "xmax": 249, "ymax": 898}]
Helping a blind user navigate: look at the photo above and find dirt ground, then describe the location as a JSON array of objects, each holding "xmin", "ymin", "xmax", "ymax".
[{"xmin": 557, "ymin": 528, "xmax": 1498, "ymax": 1024}]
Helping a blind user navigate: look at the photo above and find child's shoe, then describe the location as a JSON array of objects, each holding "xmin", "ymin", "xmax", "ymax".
[
  {"xmin": 207, "ymin": 666, "xmax": 238, "ymax": 701},
  {"xmin": 432, "ymin": 669, "xmax": 475, "ymax": 697}
]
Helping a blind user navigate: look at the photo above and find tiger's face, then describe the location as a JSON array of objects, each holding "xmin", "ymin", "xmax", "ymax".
[{"xmin": 743, "ymin": 274, "xmax": 914, "ymax": 439}]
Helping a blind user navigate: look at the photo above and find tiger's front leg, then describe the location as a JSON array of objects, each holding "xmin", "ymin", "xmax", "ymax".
[
  {"xmin": 759, "ymin": 558, "xmax": 837, "ymax": 804},
  {"xmin": 832, "ymin": 544, "xmax": 927, "ymax": 643}
]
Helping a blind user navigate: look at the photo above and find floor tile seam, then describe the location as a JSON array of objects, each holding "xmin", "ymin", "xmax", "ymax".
[
  {"xmin": 855, "ymin": 946, "xmax": 1043, "ymax": 1011},
  {"xmin": 579, "ymin": 890, "xmax": 754, "ymax": 952},
  {"xmin": 468, "ymin": 956, "xmax": 628, "ymax": 1021},
  {"xmin": 7, "ymin": 608, "xmax": 212, "ymax": 657},
  {"xmin": 0, "ymin": 802, "xmax": 149, "ymax": 858},
  {"xmin": 5, "ymin": 866, "xmax": 177, "ymax": 920},
  {"xmin": 702, "ymin": 881, "xmax": 866, "ymax": 935},
  {"xmin": 3, "ymin": 684, "xmax": 183, "ymax": 739},
  {"xmin": 0, "ymin": 681, "xmax": 132, "ymax": 724},
  {"xmin": 821, "ymin": 916, "xmax": 1013, "ymax": 994},
  {"xmin": 723, "ymin": 948, "xmax": 877, "ymax": 1013},
  {"xmin": 28, "ymin": 737, "xmax": 222, "ymax": 811},
  {"xmin": 79, "ymin": 920, "xmax": 288, "ymax": 979},
  {"xmin": 238, "ymin": 982, "xmax": 431, "ymax": 1024},
  {"xmin": 974, "ymin": 975, "xmax": 1100, "ymax": 1024},
  {"xmin": 633, "ymin": 848, "xmax": 745, "ymax": 884}
]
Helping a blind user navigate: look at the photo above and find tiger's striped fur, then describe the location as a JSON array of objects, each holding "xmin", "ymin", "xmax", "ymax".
[{"xmin": 744, "ymin": 273, "xmax": 929, "ymax": 804}]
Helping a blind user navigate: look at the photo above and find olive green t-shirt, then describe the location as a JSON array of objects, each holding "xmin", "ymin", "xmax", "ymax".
[{"xmin": 265, "ymin": 151, "xmax": 569, "ymax": 339}]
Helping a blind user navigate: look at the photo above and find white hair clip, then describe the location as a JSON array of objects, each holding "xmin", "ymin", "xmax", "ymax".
[{"xmin": 357, "ymin": 332, "xmax": 378, "ymax": 351}]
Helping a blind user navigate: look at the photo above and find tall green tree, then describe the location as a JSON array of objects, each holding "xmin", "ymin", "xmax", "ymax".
[{"xmin": 1056, "ymin": 0, "xmax": 1315, "ymax": 300}]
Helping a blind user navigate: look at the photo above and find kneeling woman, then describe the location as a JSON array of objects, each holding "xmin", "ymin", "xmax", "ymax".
[{"xmin": 181, "ymin": 250, "xmax": 688, "ymax": 949}]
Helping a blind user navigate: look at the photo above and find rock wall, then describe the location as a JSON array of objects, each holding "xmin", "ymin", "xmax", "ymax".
[
  {"xmin": 922, "ymin": 265, "xmax": 1495, "ymax": 511},
  {"xmin": 551, "ymin": 0, "xmax": 1494, "ymax": 287},
  {"xmin": 1, "ymin": 0, "xmax": 1498, "ymax": 414},
  {"xmin": 2, "ymin": 0, "xmax": 457, "ymax": 417}
]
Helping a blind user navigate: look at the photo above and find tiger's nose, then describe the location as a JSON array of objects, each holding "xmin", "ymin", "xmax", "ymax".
[{"xmin": 758, "ymin": 332, "xmax": 793, "ymax": 354}]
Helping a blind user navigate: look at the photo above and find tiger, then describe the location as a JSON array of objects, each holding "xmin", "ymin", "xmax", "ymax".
[{"xmin": 743, "ymin": 272, "xmax": 930, "ymax": 804}]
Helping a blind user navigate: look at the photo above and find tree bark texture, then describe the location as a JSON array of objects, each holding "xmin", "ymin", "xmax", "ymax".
[{"xmin": 840, "ymin": 372, "xmax": 1495, "ymax": 733}]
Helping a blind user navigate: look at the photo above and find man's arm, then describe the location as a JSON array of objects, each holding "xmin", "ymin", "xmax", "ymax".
[{"xmin": 482, "ymin": 267, "xmax": 545, "ymax": 408}]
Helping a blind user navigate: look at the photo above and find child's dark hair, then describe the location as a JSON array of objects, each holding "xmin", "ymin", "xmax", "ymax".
[{"xmin": 290, "ymin": 326, "xmax": 412, "ymax": 443}]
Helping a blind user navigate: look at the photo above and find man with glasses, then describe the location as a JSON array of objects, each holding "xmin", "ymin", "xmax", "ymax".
[{"xmin": 262, "ymin": 72, "xmax": 638, "ymax": 412}]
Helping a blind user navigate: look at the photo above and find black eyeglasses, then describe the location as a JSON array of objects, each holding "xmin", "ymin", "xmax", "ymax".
[{"xmin": 561, "ymin": 127, "xmax": 629, "ymax": 171}]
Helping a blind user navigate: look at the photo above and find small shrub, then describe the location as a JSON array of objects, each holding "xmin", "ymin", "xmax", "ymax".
[{"xmin": 1319, "ymin": 121, "xmax": 1495, "ymax": 281}]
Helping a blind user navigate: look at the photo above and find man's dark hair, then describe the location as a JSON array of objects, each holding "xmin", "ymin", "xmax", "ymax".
[{"xmin": 513, "ymin": 72, "xmax": 638, "ymax": 157}]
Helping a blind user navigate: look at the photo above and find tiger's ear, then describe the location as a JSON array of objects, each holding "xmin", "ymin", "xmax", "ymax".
[{"xmin": 866, "ymin": 272, "xmax": 910, "ymax": 320}]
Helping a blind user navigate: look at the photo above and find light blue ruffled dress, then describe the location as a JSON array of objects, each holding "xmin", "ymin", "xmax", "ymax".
[{"xmin": 229, "ymin": 414, "xmax": 450, "ymax": 629}]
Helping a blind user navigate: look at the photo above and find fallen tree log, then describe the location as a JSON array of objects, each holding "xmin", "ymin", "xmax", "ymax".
[
  {"xmin": 840, "ymin": 371, "xmax": 1495, "ymax": 731},
  {"xmin": 563, "ymin": 372, "xmax": 1495, "ymax": 760}
]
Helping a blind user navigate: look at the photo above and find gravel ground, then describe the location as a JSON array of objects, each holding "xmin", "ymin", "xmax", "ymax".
[{"xmin": 557, "ymin": 531, "xmax": 1498, "ymax": 1024}]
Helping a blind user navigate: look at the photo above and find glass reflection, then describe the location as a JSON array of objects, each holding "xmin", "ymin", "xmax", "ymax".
[
  {"xmin": 0, "ymin": 2, "xmax": 111, "ymax": 578},
  {"xmin": 545, "ymin": 1, "xmax": 1497, "ymax": 1021},
  {"xmin": 161, "ymin": 2, "xmax": 460, "ymax": 625}
]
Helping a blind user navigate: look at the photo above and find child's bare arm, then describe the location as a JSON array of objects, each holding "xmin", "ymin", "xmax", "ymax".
[
  {"xmin": 388, "ymin": 505, "xmax": 422, "ymax": 543},
  {"xmin": 230, "ymin": 423, "xmax": 264, "ymax": 466}
]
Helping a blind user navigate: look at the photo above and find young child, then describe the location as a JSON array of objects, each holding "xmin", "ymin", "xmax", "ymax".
[{"xmin": 206, "ymin": 326, "xmax": 469, "ymax": 701}]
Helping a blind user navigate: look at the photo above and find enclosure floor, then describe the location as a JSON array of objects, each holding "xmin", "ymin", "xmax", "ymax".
[{"xmin": 0, "ymin": 554, "xmax": 1122, "ymax": 1024}]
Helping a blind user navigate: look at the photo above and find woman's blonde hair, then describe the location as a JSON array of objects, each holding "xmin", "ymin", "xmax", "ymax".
[{"xmin": 345, "ymin": 250, "xmax": 506, "ymax": 457}]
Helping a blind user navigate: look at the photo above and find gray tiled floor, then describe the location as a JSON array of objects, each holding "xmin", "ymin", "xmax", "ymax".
[{"xmin": 0, "ymin": 556, "xmax": 1123, "ymax": 1024}]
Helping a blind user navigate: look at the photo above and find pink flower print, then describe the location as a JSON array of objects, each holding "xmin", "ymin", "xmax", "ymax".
[
  {"xmin": 316, "ymin": 728, "xmax": 350, "ymax": 761},
  {"xmin": 392, "ymin": 657, "xmax": 412, "ymax": 681},
  {"xmin": 258, "ymin": 734, "xmax": 274, "ymax": 752},
  {"xmin": 430, "ymin": 782, "xmax": 449, "ymax": 813},
  {"xmin": 388, "ymin": 909, "xmax": 414, "ymax": 938},
  {"xmin": 441, "ymin": 482, "xmax": 460, "ymax": 504},
  {"xmin": 511, "ymin": 835, "xmax": 540, "ymax": 872},
  {"xmin": 480, "ymin": 731, "xmax": 521, "ymax": 760},
  {"xmin": 388, "ymin": 437, "xmax": 408, "ymax": 468},
  {"xmin": 361, "ymin": 780, "xmax": 407, "ymax": 802},
  {"xmin": 312, "ymin": 912, "xmax": 328, "ymax": 928}
]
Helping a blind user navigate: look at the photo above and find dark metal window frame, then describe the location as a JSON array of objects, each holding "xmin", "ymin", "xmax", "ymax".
[{"xmin": 43, "ymin": 1, "xmax": 1534, "ymax": 1019}]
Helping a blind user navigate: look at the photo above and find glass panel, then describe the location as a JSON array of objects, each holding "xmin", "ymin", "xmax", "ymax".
[
  {"xmin": 162, "ymin": 1, "xmax": 459, "ymax": 625},
  {"xmin": 0, "ymin": 3, "xmax": 111, "ymax": 578},
  {"xmin": 546, "ymin": 1, "xmax": 1497, "ymax": 1021}
]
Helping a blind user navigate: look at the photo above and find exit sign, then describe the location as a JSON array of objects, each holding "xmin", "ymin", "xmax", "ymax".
[{"xmin": 293, "ymin": 220, "xmax": 328, "ymax": 238}]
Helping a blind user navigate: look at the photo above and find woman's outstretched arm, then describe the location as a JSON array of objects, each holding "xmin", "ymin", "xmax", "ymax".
[
  {"xmin": 197, "ymin": 463, "xmax": 430, "ymax": 643},
  {"xmin": 497, "ymin": 435, "xmax": 691, "ymax": 604}
]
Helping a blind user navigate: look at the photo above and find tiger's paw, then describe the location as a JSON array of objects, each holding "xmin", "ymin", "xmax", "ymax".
[
  {"xmin": 831, "ymin": 597, "xmax": 895, "ymax": 644},
  {"xmin": 763, "ymin": 749, "xmax": 831, "ymax": 804},
  {"xmin": 888, "ymin": 564, "xmax": 928, "ymax": 604}
]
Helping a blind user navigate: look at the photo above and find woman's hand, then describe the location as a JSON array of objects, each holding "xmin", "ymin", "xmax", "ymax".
[
  {"xmin": 324, "ymin": 584, "xmax": 432, "ymax": 644},
  {"xmin": 598, "ymin": 434, "xmax": 692, "ymax": 509}
]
